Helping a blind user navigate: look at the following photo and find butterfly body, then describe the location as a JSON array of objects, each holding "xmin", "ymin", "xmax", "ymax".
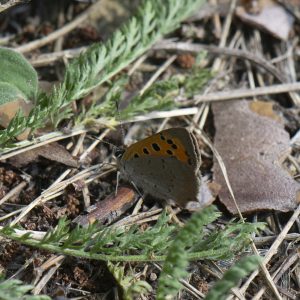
[{"xmin": 117, "ymin": 127, "xmax": 201, "ymax": 207}]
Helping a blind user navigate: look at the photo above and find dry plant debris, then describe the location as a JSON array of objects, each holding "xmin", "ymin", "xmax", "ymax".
[
  {"xmin": 73, "ymin": 186, "xmax": 138, "ymax": 226},
  {"xmin": 0, "ymin": 0, "xmax": 300, "ymax": 299},
  {"xmin": 213, "ymin": 100, "xmax": 300, "ymax": 213},
  {"xmin": 236, "ymin": 0, "xmax": 294, "ymax": 41}
]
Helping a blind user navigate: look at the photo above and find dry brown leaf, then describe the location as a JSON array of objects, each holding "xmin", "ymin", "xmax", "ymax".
[
  {"xmin": 73, "ymin": 187, "xmax": 138, "ymax": 226},
  {"xmin": 236, "ymin": 0, "xmax": 294, "ymax": 40},
  {"xmin": 212, "ymin": 100, "xmax": 300, "ymax": 214},
  {"xmin": 8, "ymin": 142, "xmax": 78, "ymax": 168}
]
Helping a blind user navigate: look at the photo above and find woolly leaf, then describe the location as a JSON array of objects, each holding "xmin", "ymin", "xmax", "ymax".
[{"xmin": 0, "ymin": 47, "xmax": 38, "ymax": 104}]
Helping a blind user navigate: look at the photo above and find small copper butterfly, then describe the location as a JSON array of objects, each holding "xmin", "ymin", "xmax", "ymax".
[{"xmin": 116, "ymin": 127, "xmax": 202, "ymax": 208}]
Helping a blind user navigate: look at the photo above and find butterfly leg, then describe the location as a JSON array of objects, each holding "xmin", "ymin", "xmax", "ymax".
[
  {"xmin": 130, "ymin": 180, "xmax": 145, "ymax": 200},
  {"xmin": 115, "ymin": 171, "xmax": 120, "ymax": 196}
]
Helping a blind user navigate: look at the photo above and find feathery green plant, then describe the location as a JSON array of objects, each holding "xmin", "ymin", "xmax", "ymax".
[
  {"xmin": 0, "ymin": 208, "xmax": 262, "ymax": 261},
  {"xmin": 107, "ymin": 262, "xmax": 152, "ymax": 300},
  {"xmin": 0, "ymin": 208, "xmax": 264, "ymax": 298},
  {"xmin": 0, "ymin": 0, "xmax": 206, "ymax": 147},
  {"xmin": 76, "ymin": 67, "xmax": 212, "ymax": 126},
  {"xmin": 156, "ymin": 207, "xmax": 264, "ymax": 300},
  {"xmin": 204, "ymin": 255, "xmax": 262, "ymax": 300},
  {"xmin": 0, "ymin": 209, "xmax": 263, "ymax": 263},
  {"xmin": 0, "ymin": 278, "xmax": 50, "ymax": 300}
]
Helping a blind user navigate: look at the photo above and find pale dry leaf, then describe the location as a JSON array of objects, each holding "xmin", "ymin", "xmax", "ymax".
[
  {"xmin": 236, "ymin": 0, "xmax": 294, "ymax": 41},
  {"xmin": 212, "ymin": 100, "xmax": 300, "ymax": 214},
  {"xmin": 186, "ymin": 180, "xmax": 220, "ymax": 211}
]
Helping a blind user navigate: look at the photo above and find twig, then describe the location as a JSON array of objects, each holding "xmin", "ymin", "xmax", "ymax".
[
  {"xmin": 16, "ymin": 1, "xmax": 102, "ymax": 53},
  {"xmin": 154, "ymin": 40, "xmax": 286, "ymax": 82},
  {"xmin": 139, "ymin": 55, "xmax": 177, "ymax": 95},
  {"xmin": 231, "ymin": 204, "xmax": 300, "ymax": 298},
  {"xmin": 0, "ymin": 126, "xmax": 87, "ymax": 160},
  {"xmin": 32, "ymin": 255, "xmax": 65, "ymax": 295},
  {"xmin": 9, "ymin": 164, "xmax": 104, "ymax": 226},
  {"xmin": 191, "ymin": 82, "xmax": 300, "ymax": 103},
  {"xmin": 252, "ymin": 252, "xmax": 299, "ymax": 300},
  {"xmin": 0, "ymin": 181, "xmax": 27, "ymax": 206},
  {"xmin": 0, "ymin": 0, "xmax": 29, "ymax": 13},
  {"xmin": 29, "ymin": 47, "xmax": 86, "ymax": 67},
  {"xmin": 128, "ymin": 54, "xmax": 148, "ymax": 76},
  {"xmin": 79, "ymin": 128, "xmax": 110, "ymax": 162},
  {"xmin": 72, "ymin": 132, "xmax": 86, "ymax": 157},
  {"xmin": 212, "ymin": 0, "xmax": 237, "ymax": 71},
  {"xmin": 113, "ymin": 208, "xmax": 163, "ymax": 227}
]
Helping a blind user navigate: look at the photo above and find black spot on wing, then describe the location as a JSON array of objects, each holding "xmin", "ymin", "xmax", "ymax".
[{"xmin": 152, "ymin": 143, "xmax": 160, "ymax": 151}]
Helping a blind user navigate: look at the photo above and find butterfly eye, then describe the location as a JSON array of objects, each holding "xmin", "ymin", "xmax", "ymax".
[{"xmin": 115, "ymin": 149, "xmax": 125, "ymax": 159}]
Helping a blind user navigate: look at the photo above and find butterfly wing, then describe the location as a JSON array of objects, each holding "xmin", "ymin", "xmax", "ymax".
[
  {"xmin": 122, "ymin": 155, "xmax": 201, "ymax": 207},
  {"xmin": 119, "ymin": 128, "xmax": 201, "ymax": 207},
  {"xmin": 121, "ymin": 128, "xmax": 201, "ymax": 171}
]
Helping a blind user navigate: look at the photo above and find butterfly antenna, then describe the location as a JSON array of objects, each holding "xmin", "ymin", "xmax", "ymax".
[{"xmin": 89, "ymin": 136, "xmax": 121, "ymax": 151}]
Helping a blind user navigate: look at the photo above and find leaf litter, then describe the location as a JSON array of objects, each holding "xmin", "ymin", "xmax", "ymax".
[{"xmin": 0, "ymin": 0, "xmax": 300, "ymax": 299}]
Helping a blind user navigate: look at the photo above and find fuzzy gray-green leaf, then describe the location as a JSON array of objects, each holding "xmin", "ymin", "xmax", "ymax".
[
  {"xmin": 0, "ymin": 82, "xmax": 23, "ymax": 105},
  {"xmin": 0, "ymin": 47, "xmax": 38, "ymax": 103}
]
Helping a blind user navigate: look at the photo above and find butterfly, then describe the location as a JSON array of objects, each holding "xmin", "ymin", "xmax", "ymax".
[{"xmin": 116, "ymin": 127, "xmax": 201, "ymax": 207}]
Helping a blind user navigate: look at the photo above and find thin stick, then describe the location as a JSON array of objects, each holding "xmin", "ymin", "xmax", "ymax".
[
  {"xmin": 192, "ymin": 82, "xmax": 300, "ymax": 103},
  {"xmin": 0, "ymin": 181, "xmax": 27, "ymax": 207},
  {"xmin": 79, "ymin": 128, "xmax": 110, "ymax": 161},
  {"xmin": 32, "ymin": 256, "xmax": 64, "ymax": 295},
  {"xmin": 154, "ymin": 40, "xmax": 285, "ymax": 82},
  {"xmin": 0, "ymin": 0, "xmax": 28, "ymax": 13},
  {"xmin": 139, "ymin": 55, "xmax": 177, "ymax": 95},
  {"xmin": 0, "ymin": 126, "xmax": 87, "ymax": 160},
  {"xmin": 212, "ymin": 0, "xmax": 237, "ymax": 71},
  {"xmin": 30, "ymin": 47, "xmax": 85, "ymax": 67},
  {"xmin": 232, "ymin": 204, "xmax": 300, "ymax": 298},
  {"xmin": 16, "ymin": 1, "xmax": 102, "ymax": 53}
]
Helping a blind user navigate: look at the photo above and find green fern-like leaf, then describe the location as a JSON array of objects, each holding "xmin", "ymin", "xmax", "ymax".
[
  {"xmin": 0, "ymin": 0, "xmax": 206, "ymax": 147},
  {"xmin": 156, "ymin": 206, "xmax": 220, "ymax": 300},
  {"xmin": 204, "ymin": 256, "xmax": 262, "ymax": 300},
  {"xmin": 107, "ymin": 262, "xmax": 152, "ymax": 300},
  {"xmin": 0, "ymin": 208, "xmax": 263, "ymax": 264}
]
